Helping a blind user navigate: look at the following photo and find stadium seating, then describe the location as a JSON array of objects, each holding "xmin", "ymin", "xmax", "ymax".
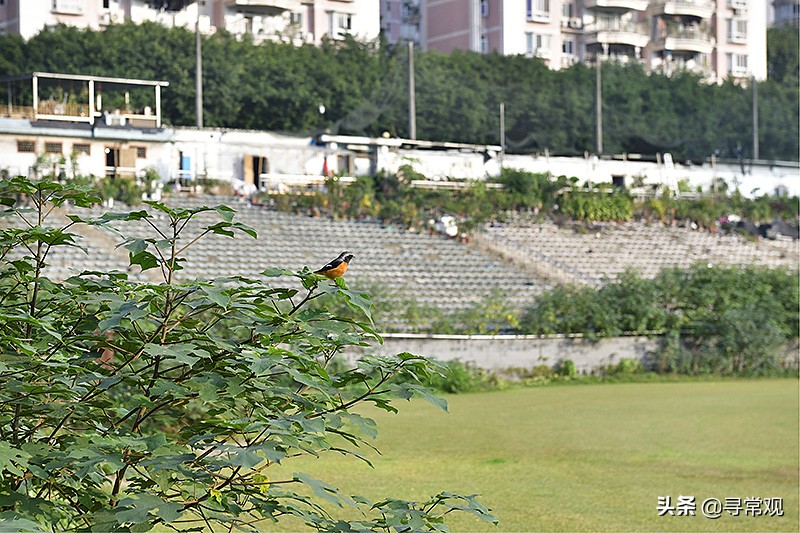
[
  {"xmin": 4, "ymin": 193, "xmax": 797, "ymax": 331},
  {"xmin": 483, "ymin": 220, "xmax": 799, "ymax": 285}
]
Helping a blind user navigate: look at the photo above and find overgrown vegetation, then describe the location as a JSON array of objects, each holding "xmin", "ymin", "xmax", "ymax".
[
  {"xmin": 260, "ymin": 166, "xmax": 797, "ymax": 233},
  {"xmin": 0, "ymin": 24, "xmax": 797, "ymax": 161},
  {"xmin": 521, "ymin": 266, "xmax": 798, "ymax": 376},
  {"xmin": 0, "ymin": 176, "xmax": 496, "ymax": 531}
]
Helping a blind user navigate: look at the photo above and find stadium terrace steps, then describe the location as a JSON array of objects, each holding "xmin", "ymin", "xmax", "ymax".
[
  {"xmin": 482, "ymin": 220, "xmax": 799, "ymax": 285},
  {"xmin": 5, "ymin": 193, "xmax": 796, "ymax": 330},
  {"xmin": 49, "ymin": 195, "xmax": 550, "ymax": 323}
]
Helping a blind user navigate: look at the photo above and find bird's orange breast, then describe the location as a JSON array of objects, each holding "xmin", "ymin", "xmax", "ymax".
[{"xmin": 319, "ymin": 262, "xmax": 348, "ymax": 279}]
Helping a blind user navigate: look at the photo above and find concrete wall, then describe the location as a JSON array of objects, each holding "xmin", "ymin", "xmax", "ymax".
[{"xmin": 348, "ymin": 333, "xmax": 662, "ymax": 373}]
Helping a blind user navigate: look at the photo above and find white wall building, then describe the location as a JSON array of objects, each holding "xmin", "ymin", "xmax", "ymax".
[
  {"xmin": 1, "ymin": 72, "xmax": 796, "ymax": 200},
  {"xmin": 0, "ymin": 0, "xmax": 379, "ymax": 45}
]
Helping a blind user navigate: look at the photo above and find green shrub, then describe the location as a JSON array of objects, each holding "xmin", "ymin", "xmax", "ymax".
[
  {"xmin": 0, "ymin": 176, "xmax": 496, "ymax": 531},
  {"xmin": 554, "ymin": 359, "xmax": 578, "ymax": 377},
  {"xmin": 605, "ymin": 358, "xmax": 645, "ymax": 376},
  {"xmin": 98, "ymin": 176, "xmax": 144, "ymax": 205},
  {"xmin": 530, "ymin": 364, "xmax": 555, "ymax": 378},
  {"xmin": 424, "ymin": 360, "xmax": 496, "ymax": 393}
]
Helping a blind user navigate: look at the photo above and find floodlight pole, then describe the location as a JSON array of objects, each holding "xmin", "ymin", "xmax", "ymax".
[
  {"xmin": 195, "ymin": 1, "xmax": 203, "ymax": 128},
  {"xmin": 408, "ymin": 41, "xmax": 416, "ymax": 140},
  {"xmin": 752, "ymin": 76, "xmax": 759, "ymax": 160},
  {"xmin": 595, "ymin": 56, "xmax": 603, "ymax": 155}
]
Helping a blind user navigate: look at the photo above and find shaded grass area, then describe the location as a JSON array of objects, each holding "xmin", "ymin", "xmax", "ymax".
[{"xmin": 273, "ymin": 379, "xmax": 799, "ymax": 532}]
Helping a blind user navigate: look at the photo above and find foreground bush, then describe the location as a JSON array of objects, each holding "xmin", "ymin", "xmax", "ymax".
[{"xmin": 0, "ymin": 177, "xmax": 495, "ymax": 531}]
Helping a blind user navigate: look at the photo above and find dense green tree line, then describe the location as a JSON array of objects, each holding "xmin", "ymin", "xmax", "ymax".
[{"xmin": 0, "ymin": 23, "xmax": 797, "ymax": 160}]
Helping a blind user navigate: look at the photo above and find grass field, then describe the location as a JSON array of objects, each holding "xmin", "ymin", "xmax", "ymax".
[{"xmin": 272, "ymin": 379, "xmax": 799, "ymax": 532}]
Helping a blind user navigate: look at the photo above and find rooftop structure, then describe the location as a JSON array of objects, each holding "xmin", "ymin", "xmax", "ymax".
[{"xmin": 0, "ymin": 72, "xmax": 168, "ymax": 128}]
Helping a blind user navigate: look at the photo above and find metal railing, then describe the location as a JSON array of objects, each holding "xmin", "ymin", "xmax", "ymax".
[{"xmin": 0, "ymin": 105, "xmax": 35, "ymax": 119}]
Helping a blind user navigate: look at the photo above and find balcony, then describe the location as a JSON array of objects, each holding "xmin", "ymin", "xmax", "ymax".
[
  {"xmin": 561, "ymin": 55, "xmax": 579, "ymax": 68},
  {"xmin": 652, "ymin": 26, "xmax": 714, "ymax": 54},
  {"xmin": 585, "ymin": 20, "xmax": 649, "ymax": 48},
  {"xmin": 652, "ymin": 53, "xmax": 712, "ymax": 77},
  {"xmin": 652, "ymin": 0, "xmax": 714, "ymax": 19},
  {"xmin": 583, "ymin": 0, "xmax": 648, "ymax": 12},
  {"xmin": 561, "ymin": 17, "xmax": 584, "ymax": 30},
  {"xmin": 224, "ymin": 0, "xmax": 302, "ymax": 16},
  {"xmin": 729, "ymin": 66, "xmax": 749, "ymax": 78},
  {"xmin": 728, "ymin": 31, "xmax": 747, "ymax": 44}
]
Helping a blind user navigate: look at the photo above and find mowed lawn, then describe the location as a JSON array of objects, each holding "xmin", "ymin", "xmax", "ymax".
[{"xmin": 272, "ymin": 379, "xmax": 799, "ymax": 532}]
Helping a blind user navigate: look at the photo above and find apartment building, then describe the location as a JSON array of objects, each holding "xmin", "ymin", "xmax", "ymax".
[
  {"xmin": 421, "ymin": 0, "xmax": 768, "ymax": 81},
  {"xmin": 771, "ymin": 0, "xmax": 800, "ymax": 26},
  {"xmin": 0, "ymin": 0, "xmax": 379, "ymax": 45},
  {"xmin": 381, "ymin": 0, "xmax": 422, "ymax": 44}
]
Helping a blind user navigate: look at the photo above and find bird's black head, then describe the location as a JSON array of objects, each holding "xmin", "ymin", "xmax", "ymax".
[{"xmin": 343, "ymin": 253, "xmax": 354, "ymax": 264}]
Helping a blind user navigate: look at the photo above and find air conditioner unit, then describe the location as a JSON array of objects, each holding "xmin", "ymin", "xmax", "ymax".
[
  {"xmin": 569, "ymin": 18, "xmax": 582, "ymax": 29},
  {"xmin": 100, "ymin": 11, "xmax": 120, "ymax": 25},
  {"xmin": 729, "ymin": 0, "xmax": 747, "ymax": 11}
]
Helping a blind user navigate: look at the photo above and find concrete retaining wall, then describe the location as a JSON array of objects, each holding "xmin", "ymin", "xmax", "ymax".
[{"xmin": 349, "ymin": 334, "xmax": 662, "ymax": 374}]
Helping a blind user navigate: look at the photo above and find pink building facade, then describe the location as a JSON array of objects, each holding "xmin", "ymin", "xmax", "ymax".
[{"xmin": 421, "ymin": 0, "xmax": 768, "ymax": 81}]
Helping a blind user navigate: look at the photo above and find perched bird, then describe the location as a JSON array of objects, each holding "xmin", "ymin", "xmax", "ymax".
[{"xmin": 314, "ymin": 252, "xmax": 354, "ymax": 280}]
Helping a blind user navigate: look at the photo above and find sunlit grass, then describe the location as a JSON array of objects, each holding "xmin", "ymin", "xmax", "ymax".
[{"xmin": 271, "ymin": 379, "xmax": 799, "ymax": 532}]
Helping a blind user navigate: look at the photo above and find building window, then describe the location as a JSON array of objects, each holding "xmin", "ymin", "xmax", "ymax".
[
  {"xmin": 526, "ymin": 32, "xmax": 551, "ymax": 57},
  {"xmin": 562, "ymin": 38, "xmax": 575, "ymax": 55},
  {"xmin": 44, "ymin": 142, "xmax": 63, "ymax": 154},
  {"xmin": 726, "ymin": 18, "xmax": 747, "ymax": 42},
  {"xmin": 136, "ymin": 146, "xmax": 147, "ymax": 159},
  {"xmin": 481, "ymin": 0, "xmax": 489, "ymax": 17},
  {"xmin": 562, "ymin": 1, "xmax": 575, "ymax": 18},
  {"xmin": 73, "ymin": 143, "xmax": 90, "ymax": 155},
  {"xmin": 290, "ymin": 11, "xmax": 302, "ymax": 26},
  {"xmin": 17, "ymin": 140, "xmax": 35, "ymax": 153},
  {"xmin": 329, "ymin": 12, "xmax": 352, "ymax": 39},
  {"xmin": 526, "ymin": 0, "xmax": 550, "ymax": 20},
  {"xmin": 481, "ymin": 35, "xmax": 489, "ymax": 53},
  {"xmin": 727, "ymin": 53, "xmax": 748, "ymax": 77},
  {"xmin": 103, "ymin": 0, "xmax": 110, "ymax": 8}
]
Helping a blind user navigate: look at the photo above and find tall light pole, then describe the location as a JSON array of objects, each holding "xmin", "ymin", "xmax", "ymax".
[
  {"xmin": 408, "ymin": 41, "xmax": 416, "ymax": 140},
  {"xmin": 499, "ymin": 101, "xmax": 505, "ymax": 153},
  {"xmin": 195, "ymin": 0, "xmax": 203, "ymax": 128},
  {"xmin": 752, "ymin": 76, "xmax": 759, "ymax": 160},
  {"xmin": 595, "ymin": 55, "xmax": 603, "ymax": 155}
]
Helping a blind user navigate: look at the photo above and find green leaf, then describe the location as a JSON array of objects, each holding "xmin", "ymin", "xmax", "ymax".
[
  {"xmin": 214, "ymin": 205, "xmax": 235, "ymax": 222},
  {"xmin": 115, "ymin": 494, "xmax": 183, "ymax": 525},
  {"xmin": 394, "ymin": 383, "xmax": 449, "ymax": 413},
  {"xmin": 129, "ymin": 250, "xmax": 160, "ymax": 271},
  {"xmin": 123, "ymin": 238, "xmax": 149, "ymax": 255},
  {"xmin": 98, "ymin": 301, "xmax": 148, "ymax": 330},
  {"xmin": 0, "ymin": 442, "xmax": 31, "ymax": 477},
  {"xmin": 200, "ymin": 285, "xmax": 230, "ymax": 308},
  {"xmin": 341, "ymin": 289, "xmax": 374, "ymax": 324},
  {"xmin": 0, "ymin": 516, "xmax": 45, "ymax": 533},
  {"xmin": 262, "ymin": 268, "xmax": 293, "ymax": 277},
  {"xmin": 232, "ymin": 221, "xmax": 257, "ymax": 238},
  {"xmin": 294, "ymin": 472, "xmax": 351, "ymax": 508}
]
